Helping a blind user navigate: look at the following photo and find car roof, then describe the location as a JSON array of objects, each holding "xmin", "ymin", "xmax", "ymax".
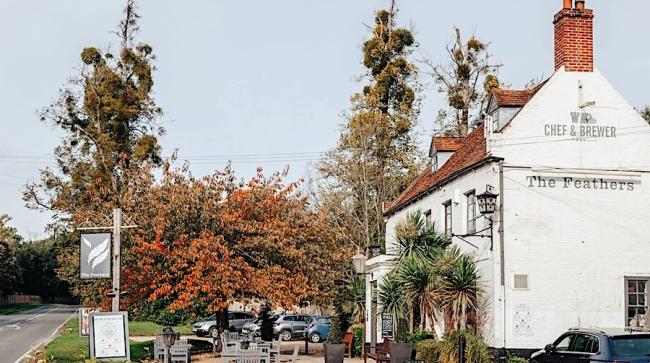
[{"xmin": 568, "ymin": 327, "xmax": 650, "ymax": 337}]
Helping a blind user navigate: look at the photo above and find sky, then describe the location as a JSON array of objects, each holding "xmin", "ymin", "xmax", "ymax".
[{"xmin": 1, "ymin": 0, "xmax": 648, "ymax": 239}]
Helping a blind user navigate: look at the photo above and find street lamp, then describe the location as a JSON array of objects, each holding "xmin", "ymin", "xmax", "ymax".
[
  {"xmin": 162, "ymin": 326, "xmax": 178, "ymax": 362},
  {"xmin": 452, "ymin": 188, "xmax": 499, "ymax": 250},
  {"xmin": 352, "ymin": 251, "xmax": 367, "ymax": 274},
  {"xmin": 476, "ymin": 190, "xmax": 498, "ymax": 215}
]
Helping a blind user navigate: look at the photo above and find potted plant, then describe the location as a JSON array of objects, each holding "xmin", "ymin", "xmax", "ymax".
[{"xmin": 324, "ymin": 314, "xmax": 346, "ymax": 363}]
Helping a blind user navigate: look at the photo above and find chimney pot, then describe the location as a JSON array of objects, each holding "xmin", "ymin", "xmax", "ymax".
[
  {"xmin": 554, "ymin": 0, "xmax": 593, "ymax": 72},
  {"xmin": 563, "ymin": 0, "xmax": 572, "ymax": 9}
]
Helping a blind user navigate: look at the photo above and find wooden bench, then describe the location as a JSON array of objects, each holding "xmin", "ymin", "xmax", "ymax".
[{"xmin": 364, "ymin": 339, "xmax": 391, "ymax": 363}]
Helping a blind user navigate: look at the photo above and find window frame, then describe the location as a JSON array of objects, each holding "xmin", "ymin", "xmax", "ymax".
[
  {"xmin": 625, "ymin": 277, "xmax": 649, "ymax": 327},
  {"xmin": 568, "ymin": 333, "xmax": 600, "ymax": 355},
  {"xmin": 443, "ymin": 201, "xmax": 452, "ymax": 236},
  {"xmin": 424, "ymin": 209, "xmax": 432, "ymax": 228},
  {"xmin": 465, "ymin": 190, "xmax": 477, "ymax": 234}
]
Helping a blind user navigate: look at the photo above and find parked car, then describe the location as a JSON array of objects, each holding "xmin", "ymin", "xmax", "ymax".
[
  {"xmin": 273, "ymin": 314, "xmax": 314, "ymax": 341},
  {"xmin": 241, "ymin": 315, "xmax": 280, "ymax": 337},
  {"xmin": 306, "ymin": 316, "xmax": 332, "ymax": 343},
  {"xmin": 531, "ymin": 328, "xmax": 650, "ymax": 363},
  {"xmin": 192, "ymin": 311, "xmax": 255, "ymax": 337}
]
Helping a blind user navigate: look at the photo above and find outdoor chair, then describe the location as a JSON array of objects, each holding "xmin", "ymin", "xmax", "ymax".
[
  {"xmin": 324, "ymin": 343, "xmax": 345, "ymax": 363},
  {"xmin": 271, "ymin": 339, "xmax": 282, "ymax": 363},
  {"xmin": 221, "ymin": 332, "xmax": 239, "ymax": 363},
  {"xmin": 364, "ymin": 339, "xmax": 391, "ymax": 363},
  {"xmin": 342, "ymin": 331, "xmax": 354, "ymax": 357},
  {"xmin": 388, "ymin": 342, "xmax": 413, "ymax": 363},
  {"xmin": 289, "ymin": 346, "xmax": 299, "ymax": 363},
  {"xmin": 154, "ymin": 336, "xmax": 166, "ymax": 361},
  {"xmin": 237, "ymin": 348, "xmax": 262, "ymax": 363},
  {"xmin": 169, "ymin": 344, "xmax": 191, "ymax": 363}
]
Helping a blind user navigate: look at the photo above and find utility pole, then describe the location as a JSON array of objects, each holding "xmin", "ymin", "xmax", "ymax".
[{"xmin": 112, "ymin": 208, "xmax": 122, "ymax": 312}]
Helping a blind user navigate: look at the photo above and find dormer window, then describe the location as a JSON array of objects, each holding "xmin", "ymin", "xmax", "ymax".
[{"xmin": 429, "ymin": 136, "xmax": 465, "ymax": 171}]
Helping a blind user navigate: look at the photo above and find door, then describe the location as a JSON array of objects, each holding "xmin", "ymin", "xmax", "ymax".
[
  {"xmin": 562, "ymin": 334, "xmax": 597, "ymax": 363},
  {"xmin": 537, "ymin": 334, "xmax": 575, "ymax": 363},
  {"xmin": 292, "ymin": 315, "xmax": 310, "ymax": 337}
]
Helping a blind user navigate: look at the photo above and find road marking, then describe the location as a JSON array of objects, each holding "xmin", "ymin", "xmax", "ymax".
[{"xmin": 13, "ymin": 307, "xmax": 75, "ymax": 363}]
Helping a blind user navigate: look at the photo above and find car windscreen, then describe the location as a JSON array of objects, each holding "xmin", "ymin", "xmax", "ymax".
[{"xmin": 610, "ymin": 335, "xmax": 650, "ymax": 357}]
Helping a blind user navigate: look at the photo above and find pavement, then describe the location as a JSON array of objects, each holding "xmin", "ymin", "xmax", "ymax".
[{"xmin": 0, "ymin": 304, "xmax": 77, "ymax": 363}]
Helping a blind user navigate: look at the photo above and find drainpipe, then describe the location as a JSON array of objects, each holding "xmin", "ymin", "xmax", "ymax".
[{"xmin": 499, "ymin": 161, "xmax": 507, "ymax": 358}]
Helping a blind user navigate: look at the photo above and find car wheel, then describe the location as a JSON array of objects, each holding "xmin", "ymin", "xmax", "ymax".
[
  {"xmin": 280, "ymin": 329, "xmax": 293, "ymax": 341},
  {"xmin": 209, "ymin": 326, "xmax": 219, "ymax": 338},
  {"xmin": 310, "ymin": 333, "xmax": 321, "ymax": 343}
]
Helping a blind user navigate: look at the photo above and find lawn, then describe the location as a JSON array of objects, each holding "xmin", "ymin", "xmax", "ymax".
[
  {"xmin": 129, "ymin": 320, "xmax": 193, "ymax": 336},
  {"xmin": 0, "ymin": 303, "xmax": 47, "ymax": 315},
  {"xmin": 44, "ymin": 317, "xmax": 155, "ymax": 363}
]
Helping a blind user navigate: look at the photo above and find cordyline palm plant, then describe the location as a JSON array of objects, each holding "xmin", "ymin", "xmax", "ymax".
[
  {"xmin": 395, "ymin": 256, "xmax": 438, "ymax": 331},
  {"xmin": 394, "ymin": 211, "xmax": 450, "ymax": 264},
  {"xmin": 378, "ymin": 273, "xmax": 407, "ymax": 334},
  {"xmin": 381, "ymin": 211, "xmax": 483, "ymax": 337},
  {"xmin": 437, "ymin": 247, "xmax": 483, "ymax": 330}
]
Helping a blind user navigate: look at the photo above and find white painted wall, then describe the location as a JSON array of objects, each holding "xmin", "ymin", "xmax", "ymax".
[{"xmin": 379, "ymin": 67, "xmax": 650, "ymax": 351}]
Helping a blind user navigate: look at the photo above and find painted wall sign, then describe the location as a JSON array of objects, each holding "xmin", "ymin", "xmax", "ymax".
[
  {"xmin": 79, "ymin": 307, "xmax": 101, "ymax": 337},
  {"xmin": 526, "ymin": 175, "xmax": 636, "ymax": 191},
  {"xmin": 513, "ymin": 303, "xmax": 534, "ymax": 336},
  {"xmin": 381, "ymin": 313, "xmax": 394, "ymax": 339},
  {"xmin": 544, "ymin": 112, "xmax": 616, "ymax": 141},
  {"xmin": 80, "ymin": 233, "xmax": 111, "ymax": 279},
  {"xmin": 89, "ymin": 311, "xmax": 130, "ymax": 361}
]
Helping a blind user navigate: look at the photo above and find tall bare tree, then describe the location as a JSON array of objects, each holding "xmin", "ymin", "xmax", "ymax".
[
  {"xmin": 423, "ymin": 28, "xmax": 501, "ymax": 136},
  {"xmin": 318, "ymin": 2, "xmax": 422, "ymax": 251}
]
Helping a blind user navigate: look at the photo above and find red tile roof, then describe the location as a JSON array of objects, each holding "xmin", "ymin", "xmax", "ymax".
[
  {"xmin": 492, "ymin": 89, "xmax": 537, "ymax": 107},
  {"xmin": 432, "ymin": 137, "xmax": 465, "ymax": 152},
  {"xmin": 491, "ymin": 82, "xmax": 546, "ymax": 107},
  {"xmin": 384, "ymin": 126, "xmax": 491, "ymax": 216}
]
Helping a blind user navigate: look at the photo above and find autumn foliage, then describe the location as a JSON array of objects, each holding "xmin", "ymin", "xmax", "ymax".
[{"xmin": 119, "ymin": 163, "xmax": 349, "ymax": 317}]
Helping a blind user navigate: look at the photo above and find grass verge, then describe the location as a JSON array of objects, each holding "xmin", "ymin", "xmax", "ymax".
[
  {"xmin": 44, "ymin": 317, "xmax": 154, "ymax": 363},
  {"xmin": 0, "ymin": 303, "xmax": 48, "ymax": 315}
]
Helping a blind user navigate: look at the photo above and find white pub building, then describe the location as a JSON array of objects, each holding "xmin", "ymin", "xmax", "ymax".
[{"xmin": 363, "ymin": 0, "xmax": 650, "ymax": 355}]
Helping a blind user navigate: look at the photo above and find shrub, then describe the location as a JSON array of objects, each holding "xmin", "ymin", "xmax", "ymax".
[
  {"xmin": 416, "ymin": 339, "xmax": 440, "ymax": 363},
  {"xmin": 352, "ymin": 325, "xmax": 364, "ymax": 357},
  {"xmin": 408, "ymin": 330, "xmax": 436, "ymax": 345},
  {"xmin": 508, "ymin": 355, "xmax": 529, "ymax": 363},
  {"xmin": 436, "ymin": 330, "xmax": 491, "ymax": 363},
  {"xmin": 328, "ymin": 314, "xmax": 343, "ymax": 343}
]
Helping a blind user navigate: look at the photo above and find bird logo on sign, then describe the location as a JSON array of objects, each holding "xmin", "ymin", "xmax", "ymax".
[{"xmin": 82, "ymin": 236, "xmax": 110, "ymax": 270}]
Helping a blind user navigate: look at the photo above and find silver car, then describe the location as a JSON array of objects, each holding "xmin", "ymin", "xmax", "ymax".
[
  {"xmin": 273, "ymin": 314, "xmax": 314, "ymax": 341},
  {"xmin": 192, "ymin": 311, "xmax": 255, "ymax": 338}
]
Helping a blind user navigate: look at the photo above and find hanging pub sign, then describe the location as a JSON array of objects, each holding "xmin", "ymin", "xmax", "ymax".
[
  {"xmin": 80, "ymin": 233, "xmax": 111, "ymax": 279},
  {"xmin": 89, "ymin": 311, "xmax": 130, "ymax": 361},
  {"xmin": 381, "ymin": 312, "xmax": 394, "ymax": 339},
  {"xmin": 79, "ymin": 307, "xmax": 101, "ymax": 337}
]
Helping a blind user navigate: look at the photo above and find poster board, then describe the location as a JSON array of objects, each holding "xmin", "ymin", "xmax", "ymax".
[
  {"xmin": 381, "ymin": 312, "xmax": 394, "ymax": 339},
  {"xmin": 80, "ymin": 233, "xmax": 111, "ymax": 279},
  {"xmin": 79, "ymin": 307, "xmax": 101, "ymax": 337},
  {"xmin": 89, "ymin": 311, "xmax": 130, "ymax": 361}
]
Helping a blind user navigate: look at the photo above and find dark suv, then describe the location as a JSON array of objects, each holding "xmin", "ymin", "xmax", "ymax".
[{"xmin": 531, "ymin": 328, "xmax": 650, "ymax": 363}]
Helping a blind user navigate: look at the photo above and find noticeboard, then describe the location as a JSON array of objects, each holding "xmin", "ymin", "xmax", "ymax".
[
  {"xmin": 381, "ymin": 312, "xmax": 394, "ymax": 339},
  {"xmin": 89, "ymin": 311, "xmax": 130, "ymax": 361}
]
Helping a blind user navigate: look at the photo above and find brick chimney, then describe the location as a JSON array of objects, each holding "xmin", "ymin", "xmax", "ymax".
[{"xmin": 554, "ymin": 0, "xmax": 594, "ymax": 72}]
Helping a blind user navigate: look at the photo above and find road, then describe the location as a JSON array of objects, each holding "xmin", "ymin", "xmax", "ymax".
[{"xmin": 0, "ymin": 305, "xmax": 77, "ymax": 363}]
